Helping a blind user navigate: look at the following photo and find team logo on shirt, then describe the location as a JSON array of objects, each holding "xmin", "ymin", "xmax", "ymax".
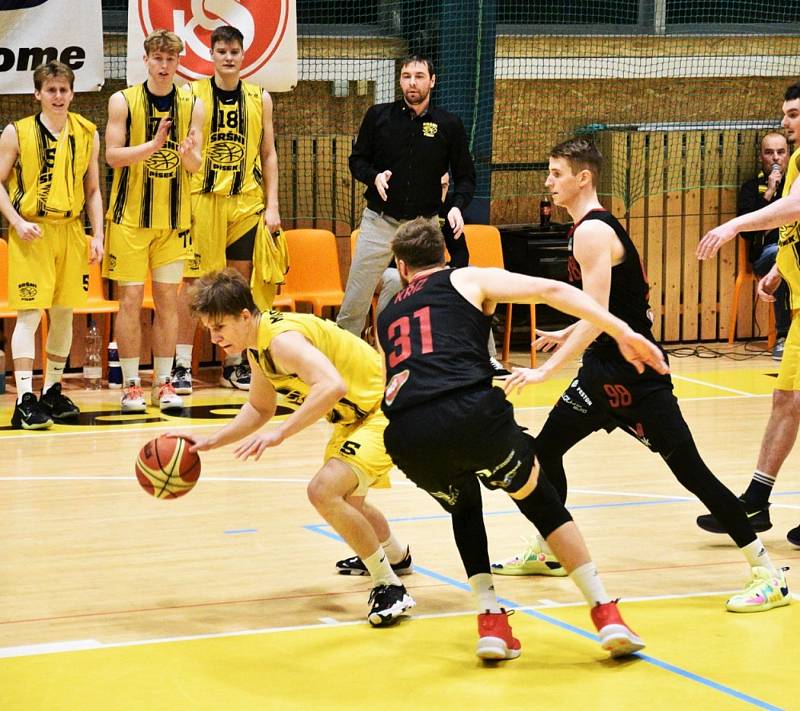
[
  {"xmin": 146, "ymin": 143, "xmax": 181, "ymax": 177},
  {"xmin": 384, "ymin": 369, "xmax": 409, "ymax": 406},
  {"xmin": 207, "ymin": 134, "xmax": 245, "ymax": 169},
  {"xmin": 17, "ymin": 281, "xmax": 37, "ymax": 301},
  {"xmin": 422, "ymin": 122, "xmax": 438, "ymax": 138}
]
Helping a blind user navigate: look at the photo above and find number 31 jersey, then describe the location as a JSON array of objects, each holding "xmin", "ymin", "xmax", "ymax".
[{"xmin": 378, "ymin": 267, "xmax": 494, "ymax": 414}]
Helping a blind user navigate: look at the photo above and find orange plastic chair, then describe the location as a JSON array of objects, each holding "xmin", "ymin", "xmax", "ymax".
[
  {"xmin": 73, "ymin": 260, "xmax": 119, "ymax": 372},
  {"xmin": 0, "ymin": 238, "xmax": 49, "ymax": 372},
  {"xmin": 281, "ymin": 229, "xmax": 344, "ymax": 317},
  {"xmin": 462, "ymin": 224, "xmax": 536, "ymax": 367},
  {"xmin": 728, "ymin": 235, "xmax": 776, "ymax": 348}
]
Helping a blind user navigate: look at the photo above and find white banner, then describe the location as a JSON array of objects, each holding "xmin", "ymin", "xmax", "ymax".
[
  {"xmin": 0, "ymin": 0, "xmax": 104, "ymax": 94},
  {"xmin": 127, "ymin": 0, "xmax": 297, "ymax": 91}
]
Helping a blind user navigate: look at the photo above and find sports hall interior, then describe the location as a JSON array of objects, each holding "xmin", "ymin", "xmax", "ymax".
[{"xmin": 1, "ymin": 3, "xmax": 798, "ymax": 710}]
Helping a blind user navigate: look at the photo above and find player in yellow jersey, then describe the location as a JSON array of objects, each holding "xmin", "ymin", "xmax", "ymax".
[
  {"xmin": 173, "ymin": 269, "xmax": 415, "ymax": 628},
  {"xmin": 698, "ymin": 81, "xmax": 800, "ymax": 558},
  {"xmin": 0, "ymin": 61, "xmax": 104, "ymax": 429},
  {"xmin": 171, "ymin": 25, "xmax": 283, "ymax": 396},
  {"xmin": 104, "ymin": 29, "xmax": 205, "ymax": 414}
]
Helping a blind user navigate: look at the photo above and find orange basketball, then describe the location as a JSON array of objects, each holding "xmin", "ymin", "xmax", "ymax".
[{"xmin": 135, "ymin": 436, "xmax": 201, "ymax": 499}]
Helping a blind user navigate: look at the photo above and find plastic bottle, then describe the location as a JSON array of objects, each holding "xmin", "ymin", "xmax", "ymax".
[
  {"xmin": 0, "ymin": 348, "xmax": 5, "ymax": 394},
  {"xmin": 539, "ymin": 198, "xmax": 552, "ymax": 228},
  {"xmin": 107, "ymin": 340, "xmax": 122, "ymax": 389},
  {"xmin": 83, "ymin": 320, "xmax": 102, "ymax": 390}
]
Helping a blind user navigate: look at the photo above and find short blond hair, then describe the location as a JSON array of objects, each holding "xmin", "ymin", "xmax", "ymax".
[
  {"xmin": 33, "ymin": 61, "xmax": 74, "ymax": 91},
  {"xmin": 143, "ymin": 29, "xmax": 183, "ymax": 56}
]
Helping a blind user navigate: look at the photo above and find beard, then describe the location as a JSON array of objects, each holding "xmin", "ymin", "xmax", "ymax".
[{"xmin": 403, "ymin": 87, "xmax": 429, "ymax": 105}]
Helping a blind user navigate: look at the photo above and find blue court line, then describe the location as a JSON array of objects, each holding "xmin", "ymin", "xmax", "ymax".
[
  {"xmin": 303, "ymin": 516, "xmax": 785, "ymax": 711},
  {"xmin": 224, "ymin": 528, "xmax": 259, "ymax": 534}
]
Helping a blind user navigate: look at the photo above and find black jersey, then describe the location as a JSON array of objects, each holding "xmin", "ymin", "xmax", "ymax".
[
  {"xmin": 567, "ymin": 209, "xmax": 656, "ymax": 353},
  {"xmin": 378, "ymin": 268, "xmax": 493, "ymax": 414}
]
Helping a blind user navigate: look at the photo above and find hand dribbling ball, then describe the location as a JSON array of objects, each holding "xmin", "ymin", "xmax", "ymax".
[{"xmin": 135, "ymin": 435, "xmax": 201, "ymax": 499}]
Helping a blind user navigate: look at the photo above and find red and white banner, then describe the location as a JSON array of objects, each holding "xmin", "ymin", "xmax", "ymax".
[
  {"xmin": 127, "ymin": 0, "xmax": 297, "ymax": 91},
  {"xmin": 0, "ymin": 0, "xmax": 104, "ymax": 94}
]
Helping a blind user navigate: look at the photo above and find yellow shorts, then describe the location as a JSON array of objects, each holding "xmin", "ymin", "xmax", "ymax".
[
  {"xmin": 7, "ymin": 219, "xmax": 88, "ymax": 309},
  {"xmin": 325, "ymin": 408, "xmax": 394, "ymax": 496},
  {"xmin": 775, "ymin": 310, "xmax": 800, "ymax": 390},
  {"xmin": 777, "ymin": 242, "xmax": 800, "ymax": 310},
  {"xmin": 185, "ymin": 190, "xmax": 263, "ymax": 277},
  {"xmin": 104, "ymin": 222, "xmax": 190, "ymax": 282}
]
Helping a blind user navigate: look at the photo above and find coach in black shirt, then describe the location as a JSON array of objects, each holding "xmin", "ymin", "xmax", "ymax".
[{"xmin": 337, "ymin": 55, "xmax": 476, "ymax": 336}]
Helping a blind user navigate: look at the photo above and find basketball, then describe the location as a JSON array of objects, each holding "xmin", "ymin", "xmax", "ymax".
[{"xmin": 135, "ymin": 436, "xmax": 201, "ymax": 499}]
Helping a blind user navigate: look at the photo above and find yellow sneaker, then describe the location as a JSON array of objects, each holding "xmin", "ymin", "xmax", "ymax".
[
  {"xmin": 726, "ymin": 566, "xmax": 791, "ymax": 613},
  {"xmin": 491, "ymin": 537, "xmax": 567, "ymax": 577}
]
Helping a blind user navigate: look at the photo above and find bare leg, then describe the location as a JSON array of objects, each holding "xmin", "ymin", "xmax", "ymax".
[
  {"xmin": 151, "ymin": 281, "xmax": 180, "ymax": 360},
  {"xmin": 115, "ymin": 285, "xmax": 145, "ymax": 360},
  {"xmin": 755, "ymin": 389, "xmax": 800, "ymax": 475},
  {"xmin": 175, "ymin": 278, "xmax": 198, "ymax": 353}
]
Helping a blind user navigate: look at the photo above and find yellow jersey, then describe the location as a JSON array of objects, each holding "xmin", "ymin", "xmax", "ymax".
[
  {"xmin": 107, "ymin": 83, "xmax": 195, "ymax": 230},
  {"xmin": 250, "ymin": 310, "xmax": 385, "ymax": 424},
  {"xmin": 190, "ymin": 78, "xmax": 263, "ymax": 197},
  {"xmin": 777, "ymin": 146, "xmax": 800, "ymax": 308},
  {"xmin": 8, "ymin": 112, "xmax": 95, "ymax": 223}
]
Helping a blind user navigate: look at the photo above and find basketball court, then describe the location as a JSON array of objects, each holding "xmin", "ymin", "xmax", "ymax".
[{"xmin": 0, "ymin": 350, "xmax": 797, "ymax": 711}]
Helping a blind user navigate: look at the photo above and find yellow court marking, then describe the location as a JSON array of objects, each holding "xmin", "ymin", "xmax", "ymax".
[{"xmin": 0, "ymin": 596, "xmax": 794, "ymax": 711}]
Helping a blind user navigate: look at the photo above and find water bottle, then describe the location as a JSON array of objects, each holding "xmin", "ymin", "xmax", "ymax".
[
  {"xmin": 0, "ymin": 348, "xmax": 5, "ymax": 394},
  {"xmin": 107, "ymin": 340, "xmax": 122, "ymax": 389},
  {"xmin": 83, "ymin": 319, "xmax": 102, "ymax": 390},
  {"xmin": 539, "ymin": 198, "xmax": 552, "ymax": 229}
]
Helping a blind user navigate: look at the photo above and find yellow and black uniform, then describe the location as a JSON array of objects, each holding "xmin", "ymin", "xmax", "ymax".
[
  {"xmin": 249, "ymin": 309, "xmax": 394, "ymax": 493},
  {"xmin": 6, "ymin": 112, "xmax": 94, "ymax": 308},
  {"xmin": 774, "ymin": 146, "xmax": 800, "ymax": 390},
  {"xmin": 104, "ymin": 83, "xmax": 195, "ymax": 281},
  {"xmin": 185, "ymin": 78, "xmax": 264, "ymax": 277}
]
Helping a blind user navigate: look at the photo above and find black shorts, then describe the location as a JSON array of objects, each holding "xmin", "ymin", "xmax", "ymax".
[
  {"xmin": 384, "ymin": 386, "xmax": 536, "ymax": 511},
  {"xmin": 547, "ymin": 350, "xmax": 691, "ymax": 454},
  {"xmin": 225, "ymin": 223, "xmax": 258, "ymax": 261}
]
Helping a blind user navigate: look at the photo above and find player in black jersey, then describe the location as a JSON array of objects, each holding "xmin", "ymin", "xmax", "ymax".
[
  {"xmin": 379, "ymin": 217, "xmax": 669, "ymax": 661},
  {"xmin": 496, "ymin": 137, "xmax": 789, "ymax": 614}
]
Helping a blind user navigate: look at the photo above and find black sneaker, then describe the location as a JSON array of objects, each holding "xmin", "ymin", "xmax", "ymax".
[
  {"xmin": 696, "ymin": 496, "xmax": 772, "ymax": 534},
  {"xmin": 489, "ymin": 356, "xmax": 512, "ymax": 379},
  {"xmin": 336, "ymin": 547, "xmax": 413, "ymax": 576},
  {"xmin": 219, "ymin": 362, "xmax": 251, "ymax": 390},
  {"xmin": 11, "ymin": 392, "xmax": 54, "ymax": 430},
  {"xmin": 788, "ymin": 525, "xmax": 800, "ymax": 547},
  {"xmin": 367, "ymin": 583, "xmax": 416, "ymax": 627},
  {"xmin": 171, "ymin": 364, "xmax": 193, "ymax": 395},
  {"xmin": 40, "ymin": 382, "xmax": 79, "ymax": 421}
]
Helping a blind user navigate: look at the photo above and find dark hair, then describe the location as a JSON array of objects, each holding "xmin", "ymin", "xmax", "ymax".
[
  {"xmin": 400, "ymin": 55, "xmax": 435, "ymax": 78},
  {"xmin": 391, "ymin": 217, "xmax": 446, "ymax": 268},
  {"xmin": 190, "ymin": 268, "xmax": 258, "ymax": 320},
  {"xmin": 785, "ymin": 82, "xmax": 800, "ymax": 102},
  {"xmin": 210, "ymin": 25, "xmax": 244, "ymax": 50},
  {"xmin": 33, "ymin": 61, "xmax": 74, "ymax": 91},
  {"xmin": 550, "ymin": 137, "xmax": 603, "ymax": 185}
]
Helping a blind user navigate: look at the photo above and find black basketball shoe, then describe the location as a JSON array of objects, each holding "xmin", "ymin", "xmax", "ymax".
[
  {"xmin": 11, "ymin": 392, "xmax": 54, "ymax": 430},
  {"xmin": 696, "ymin": 496, "xmax": 772, "ymax": 534},
  {"xmin": 787, "ymin": 524, "xmax": 800, "ymax": 547},
  {"xmin": 367, "ymin": 584, "xmax": 416, "ymax": 627},
  {"xmin": 40, "ymin": 382, "xmax": 80, "ymax": 421},
  {"xmin": 336, "ymin": 547, "xmax": 413, "ymax": 576}
]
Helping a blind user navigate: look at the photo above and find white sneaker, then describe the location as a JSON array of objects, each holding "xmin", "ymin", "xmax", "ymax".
[
  {"xmin": 151, "ymin": 377, "xmax": 183, "ymax": 411},
  {"xmin": 121, "ymin": 378, "xmax": 146, "ymax": 413},
  {"xmin": 489, "ymin": 356, "xmax": 512, "ymax": 379}
]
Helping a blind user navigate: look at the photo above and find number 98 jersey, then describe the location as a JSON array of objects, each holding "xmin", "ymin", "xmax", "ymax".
[{"xmin": 378, "ymin": 267, "xmax": 494, "ymax": 414}]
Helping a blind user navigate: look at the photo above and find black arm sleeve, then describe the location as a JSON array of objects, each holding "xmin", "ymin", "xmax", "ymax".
[
  {"xmin": 348, "ymin": 106, "xmax": 379, "ymax": 187},
  {"xmin": 448, "ymin": 116, "xmax": 476, "ymax": 212}
]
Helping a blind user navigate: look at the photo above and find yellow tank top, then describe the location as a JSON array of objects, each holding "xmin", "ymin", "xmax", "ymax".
[
  {"xmin": 251, "ymin": 310, "xmax": 385, "ymax": 424},
  {"xmin": 107, "ymin": 83, "xmax": 195, "ymax": 230},
  {"xmin": 190, "ymin": 78, "xmax": 263, "ymax": 196},
  {"xmin": 779, "ymin": 147, "xmax": 800, "ymax": 248},
  {"xmin": 8, "ymin": 112, "xmax": 94, "ymax": 222}
]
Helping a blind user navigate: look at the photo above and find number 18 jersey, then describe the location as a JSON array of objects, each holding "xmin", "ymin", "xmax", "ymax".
[{"xmin": 378, "ymin": 267, "xmax": 494, "ymax": 414}]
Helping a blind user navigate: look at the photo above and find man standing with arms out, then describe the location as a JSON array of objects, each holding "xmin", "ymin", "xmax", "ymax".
[
  {"xmin": 172, "ymin": 24, "xmax": 282, "ymax": 396},
  {"xmin": 498, "ymin": 138, "xmax": 788, "ymax": 612},
  {"xmin": 104, "ymin": 29, "xmax": 204, "ymax": 413},
  {"xmin": 379, "ymin": 218, "xmax": 666, "ymax": 660},
  {"xmin": 179, "ymin": 269, "xmax": 414, "ymax": 627},
  {"xmin": 737, "ymin": 132, "xmax": 790, "ymax": 360},
  {"xmin": 0, "ymin": 61, "xmax": 104, "ymax": 429},
  {"xmin": 697, "ymin": 83, "xmax": 800, "ymax": 548}
]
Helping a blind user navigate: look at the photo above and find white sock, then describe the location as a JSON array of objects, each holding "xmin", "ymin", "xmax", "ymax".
[
  {"xmin": 153, "ymin": 356, "xmax": 173, "ymax": 383},
  {"xmin": 224, "ymin": 352, "xmax": 242, "ymax": 367},
  {"xmin": 740, "ymin": 538, "xmax": 777, "ymax": 575},
  {"xmin": 175, "ymin": 344, "xmax": 193, "ymax": 369},
  {"xmin": 120, "ymin": 358, "xmax": 140, "ymax": 382},
  {"xmin": 569, "ymin": 561, "xmax": 611, "ymax": 606},
  {"xmin": 537, "ymin": 533, "xmax": 554, "ymax": 557},
  {"xmin": 362, "ymin": 548, "xmax": 401, "ymax": 587},
  {"xmin": 380, "ymin": 533, "xmax": 407, "ymax": 565},
  {"xmin": 469, "ymin": 573, "xmax": 502, "ymax": 613},
  {"xmin": 15, "ymin": 370, "xmax": 33, "ymax": 402},
  {"xmin": 43, "ymin": 359, "xmax": 65, "ymax": 393}
]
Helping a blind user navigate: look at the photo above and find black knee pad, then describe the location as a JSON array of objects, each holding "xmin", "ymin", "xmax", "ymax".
[{"xmin": 513, "ymin": 470, "xmax": 573, "ymax": 539}]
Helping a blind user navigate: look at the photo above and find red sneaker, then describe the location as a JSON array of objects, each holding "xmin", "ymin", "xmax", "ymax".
[
  {"xmin": 476, "ymin": 609, "xmax": 522, "ymax": 660},
  {"xmin": 590, "ymin": 600, "xmax": 645, "ymax": 657}
]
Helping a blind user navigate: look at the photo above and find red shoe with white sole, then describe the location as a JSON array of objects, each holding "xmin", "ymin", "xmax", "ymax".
[{"xmin": 590, "ymin": 600, "xmax": 645, "ymax": 657}]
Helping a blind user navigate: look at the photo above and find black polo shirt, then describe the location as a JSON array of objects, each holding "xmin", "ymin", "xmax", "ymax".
[
  {"xmin": 349, "ymin": 99, "xmax": 476, "ymax": 221},
  {"xmin": 737, "ymin": 171, "xmax": 786, "ymax": 262}
]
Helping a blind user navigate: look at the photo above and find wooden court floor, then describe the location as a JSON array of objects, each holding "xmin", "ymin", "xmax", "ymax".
[{"xmin": 0, "ymin": 345, "xmax": 798, "ymax": 710}]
